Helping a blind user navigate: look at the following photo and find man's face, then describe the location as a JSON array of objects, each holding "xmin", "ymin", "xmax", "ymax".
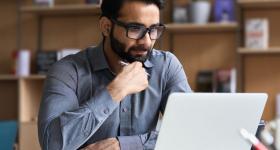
[{"xmin": 109, "ymin": 1, "xmax": 160, "ymax": 63}]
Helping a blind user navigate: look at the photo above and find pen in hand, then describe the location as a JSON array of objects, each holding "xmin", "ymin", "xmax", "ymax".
[{"xmin": 119, "ymin": 61, "xmax": 150, "ymax": 76}]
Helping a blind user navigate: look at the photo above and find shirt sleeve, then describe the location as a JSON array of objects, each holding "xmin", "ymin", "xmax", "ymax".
[
  {"xmin": 118, "ymin": 131, "xmax": 158, "ymax": 150},
  {"xmin": 38, "ymin": 60, "xmax": 119, "ymax": 150}
]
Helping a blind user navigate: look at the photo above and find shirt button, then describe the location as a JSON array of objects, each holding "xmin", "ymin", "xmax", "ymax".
[
  {"xmin": 103, "ymin": 108, "xmax": 110, "ymax": 114},
  {"xmin": 122, "ymin": 108, "xmax": 128, "ymax": 113}
]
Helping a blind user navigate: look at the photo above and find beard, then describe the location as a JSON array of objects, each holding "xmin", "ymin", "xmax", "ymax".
[{"xmin": 109, "ymin": 27, "xmax": 152, "ymax": 63}]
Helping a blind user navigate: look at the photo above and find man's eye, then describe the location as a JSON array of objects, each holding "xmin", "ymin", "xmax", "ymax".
[
  {"xmin": 128, "ymin": 26, "xmax": 142, "ymax": 31},
  {"xmin": 150, "ymin": 27, "xmax": 158, "ymax": 31}
]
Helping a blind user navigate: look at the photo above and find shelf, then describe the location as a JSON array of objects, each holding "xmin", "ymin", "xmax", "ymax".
[
  {"xmin": 166, "ymin": 22, "xmax": 238, "ymax": 33},
  {"xmin": 0, "ymin": 75, "xmax": 18, "ymax": 80},
  {"xmin": 238, "ymin": 0, "xmax": 280, "ymax": 9},
  {"xmin": 21, "ymin": 75, "xmax": 47, "ymax": 80},
  {"xmin": 0, "ymin": 75, "xmax": 46, "ymax": 80},
  {"xmin": 238, "ymin": 47, "xmax": 280, "ymax": 54},
  {"xmin": 20, "ymin": 4, "xmax": 101, "ymax": 16}
]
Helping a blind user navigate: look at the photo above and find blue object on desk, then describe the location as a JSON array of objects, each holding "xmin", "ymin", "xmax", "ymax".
[{"xmin": 0, "ymin": 121, "xmax": 18, "ymax": 150}]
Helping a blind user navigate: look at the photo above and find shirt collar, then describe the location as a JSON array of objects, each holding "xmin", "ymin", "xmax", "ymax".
[
  {"xmin": 143, "ymin": 57, "xmax": 153, "ymax": 68},
  {"xmin": 90, "ymin": 43, "xmax": 110, "ymax": 71},
  {"xmin": 89, "ymin": 42, "xmax": 154, "ymax": 72}
]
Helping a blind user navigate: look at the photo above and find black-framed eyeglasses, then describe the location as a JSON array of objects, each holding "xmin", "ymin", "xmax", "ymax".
[{"xmin": 111, "ymin": 18, "xmax": 165, "ymax": 40}]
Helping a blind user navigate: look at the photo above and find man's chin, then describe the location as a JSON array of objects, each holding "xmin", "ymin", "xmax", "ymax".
[
  {"xmin": 132, "ymin": 56, "xmax": 147, "ymax": 63},
  {"xmin": 125, "ymin": 50, "xmax": 150, "ymax": 63}
]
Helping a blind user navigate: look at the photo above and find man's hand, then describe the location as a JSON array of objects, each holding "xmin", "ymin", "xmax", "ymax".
[
  {"xmin": 107, "ymin": 61, "xmax": 149, "ymax": 102},
  {"xmin": 81, "ymin": 138, "xmax": 120, "ymax": 150}
]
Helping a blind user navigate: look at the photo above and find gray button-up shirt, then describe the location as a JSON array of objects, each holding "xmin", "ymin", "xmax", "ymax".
[{"xmin": 38, "ymin": 43, "xmax": 192, "ymax": 150}]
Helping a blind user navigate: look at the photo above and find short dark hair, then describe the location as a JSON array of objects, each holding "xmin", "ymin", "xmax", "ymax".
[{"xmin": 101, "ymin": 0, "xmax": 165, "ymax": 19}]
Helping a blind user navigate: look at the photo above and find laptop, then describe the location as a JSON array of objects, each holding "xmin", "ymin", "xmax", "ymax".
[{"xmin": 155, "ymin": 93, "xmax": 267, "ymax": 150}]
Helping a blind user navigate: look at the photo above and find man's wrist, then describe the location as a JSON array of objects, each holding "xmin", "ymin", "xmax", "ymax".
[{"xmin": 107, "ymin": 83, "xmax": 126, "ymax": 102}]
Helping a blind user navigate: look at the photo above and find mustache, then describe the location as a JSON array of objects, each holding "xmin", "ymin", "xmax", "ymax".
[{"xmin": 128, "ymin": 45, "xmax": 150, "ymax": 52}]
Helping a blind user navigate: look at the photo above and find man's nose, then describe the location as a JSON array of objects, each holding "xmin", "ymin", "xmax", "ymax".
[{"xmin": 137, "ymin": 31, "xmax": 152, "ymax": 45}]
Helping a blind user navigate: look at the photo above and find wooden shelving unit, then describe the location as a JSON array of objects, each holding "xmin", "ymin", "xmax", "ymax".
[
  {"xmin": 163, "ymin": 21, "xmax": 238, "ymax": 89},
  {"xmin": 238, "ymin": 47, "xmax": 280, "ymax": 54},
  {"xmin": 0, "ymin": 74, "xmax": 46, "ymax": 80},
  {"xmin": 22, "ymin": 75, "xmax": 46, "ymax": 80},
  {"xmin": 238, "ymin": 0, "xmax": 280, "ymax": 8},
  {"xmin": 0, "ymin": 75, "xmax": 19, "ymax": 80},
  {"xmin": 20, "ymin": 4, "xmax": 101, "ymax": 15},
  {"xmin": 238, "ymin": 0, "xmax": 280, "ymax": 120},
  {"xmin": 15, "ymin": 2, "xmax": 102, "ymax": 150},
  {"xmin": 166, "ymin": 22, "xmax": 238, "ymax": 33},
  {"xmin": 19, "ymin": 121, "xmax": 40, "ymax": 150}
]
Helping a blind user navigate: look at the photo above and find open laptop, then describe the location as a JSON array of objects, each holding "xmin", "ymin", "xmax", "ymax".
[{"xmin": 155, "ymin": 93, "xmax": 267, "ymax": 150}]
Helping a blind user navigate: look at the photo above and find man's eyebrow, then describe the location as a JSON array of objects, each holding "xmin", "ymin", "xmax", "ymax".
[
  {"xmin": 127, "ymin": 22, "xmax": 161, "ymax": 27},
  {"xmin": 150, "ymin": 23, "xmax": 162, "ymax": 27}
]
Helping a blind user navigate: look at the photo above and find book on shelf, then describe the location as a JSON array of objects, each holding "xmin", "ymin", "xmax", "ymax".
[
  {"xmin": 196, "ymin": 70, "xmax": 214, "ymax": 92},
  {"xmin": 277, "ymin": 94, "xmax": 280, "ymax": 118},
  {"xmin": 34, "ymin": 0, "xmax": 54, "ymax": 6},
  {"xmin": 214, "ymin": 0, "xmax": 235, "ymax": 23},
  {"xmin": 37, "ymin": 49, "xmax": 80, "ymax": 75},
  {"xmin": 55, "ymin": 0, "xmax": 102, "ymax": 5},
  {"xmin": 85, "ymin": 0, "xmax": 102, "ymax": 4},
  {"xmin": 196, "ymin": 68, "xmax": 236, "ymax": 93},
  {"xmin": 57, "ymin": 48, "xmax": 80, "ymax": 61},
  {"xmin": 245, "ymin": 18, "xmax": 269, "ymax": 49},
  {"xmin": 213, "ymin": 68, "xmax": 236, "ymax": 93},
  {"xmin": 172, "ymin": 0, "xmax": 188, "ymax": 23},
  {"xmin": 34, "ymin": 0, "xmax": 102, "ymax": 6},
  {"xmin": 37, "ymin": 51, "xmax": 57, "ymax": 75}
]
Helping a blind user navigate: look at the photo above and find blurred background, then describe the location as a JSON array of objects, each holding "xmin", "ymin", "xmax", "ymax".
[{"xmin": 0, "ymin": 0, "xmax": 280, "ymax": 149}]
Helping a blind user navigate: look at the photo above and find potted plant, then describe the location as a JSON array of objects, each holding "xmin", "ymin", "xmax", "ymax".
[{"xmin": 189, "ymin": 0, "xmax": 211, "ymax": 24}]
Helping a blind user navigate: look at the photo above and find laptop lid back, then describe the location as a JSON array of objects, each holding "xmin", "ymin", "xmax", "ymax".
[{"xmin": 155, "ymin": 93, "xmax": 267, "ymax": 150}]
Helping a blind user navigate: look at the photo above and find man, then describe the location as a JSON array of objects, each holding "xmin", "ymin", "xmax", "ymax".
[{"xmin": 38, "ymin": 0, "xmax": 192, "ymax": 149}]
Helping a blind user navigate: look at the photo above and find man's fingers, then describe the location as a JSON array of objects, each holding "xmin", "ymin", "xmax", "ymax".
[
  {"xmin": 122, "ymin": 61, "xmax": 144, "ymax": 76},
  {"xmin": 134, "ymin": 61, "xmax": 143, "ymax": 68},
  {"xmin": 109, "ymin": 60, "xmax": 148, "ymax": 101},
  {"xmin": 81, "ymin": 143, "xmax": 96, "ymax": 150},
  {"xmin": 103, "ymin": 138, "xmax": 120, "ymax": 150},
  {"xmin": 96, "ymin": 138, "xmax": 116, "ymax": 149},
  {"xmin": 82, "ymin": 138, "xmax": 115, "ymax": 150},
  {"xmin": 114, "ymin": 140, "xmax": 121, "ymax": 150}
]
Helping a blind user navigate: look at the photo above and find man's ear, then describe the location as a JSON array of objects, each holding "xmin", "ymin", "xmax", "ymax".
[{"xmin": 99, "ymin": 17, "xmax": 112, "ymax": 37}]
